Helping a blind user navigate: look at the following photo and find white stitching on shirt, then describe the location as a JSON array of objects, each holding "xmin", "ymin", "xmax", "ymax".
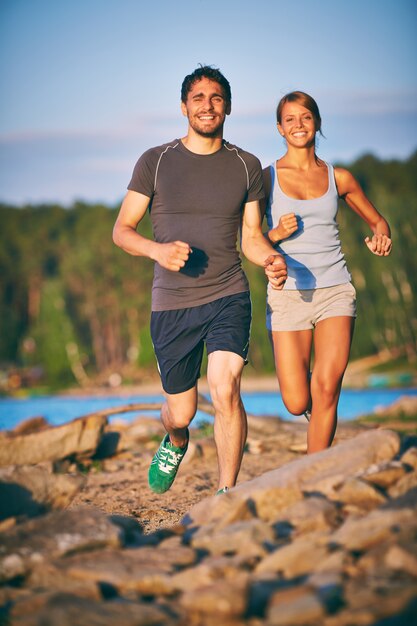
[
  {"xmin": 154, "ymin": 142, "xmax": 180, "ymax": 191},
  {"xmin": 224, "ymin": 142, "xmax": 250, "ymax": 190}
]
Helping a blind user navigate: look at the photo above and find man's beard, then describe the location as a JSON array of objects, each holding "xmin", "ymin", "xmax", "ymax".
[{"xmin": 189, "ymin": 117, "xmax": 224, "ymax": 138}]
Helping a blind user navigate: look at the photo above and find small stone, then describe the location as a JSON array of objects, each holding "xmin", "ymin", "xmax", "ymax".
[
  {"xmin": 314, "ymin": 549, "xmax": 352, "ymax": 575},
  {"xmin": 171, "ymin": 554, "xmax": 251, "ymax": 592},
  {"xmin": 384, "ymin": 544, "xmax": 417, "ymax": 576},
  {"xmin": 179, "ymin": 573, "xmax": 249, "ymax": 617},
  {"xmin": 278, "ymin": 496, "xmax": 341, "ymax": 534},
  {"xmin": 289, "ymin": 442, "xmax": 308, "ymax": 453},
  {"xmin": 389, "ymin": 470, "xmax": 417, "ymax": 498},
  {"xmin": 246, "ymin": 437, "xmax": 265, "ymax": 455},
  {"xmin": 0, "ymin": 517, "xmax": 16, "ymax": 532},
  {"xmin": 191, "ymin": 518, "xmax": 275, "ymax": 558},
  {"xmin": 0, "ymin": 553, "xmax": 25, "ymax": 580},
  {"xmin": 401, "ymin": 446, "xmax": 417, "ymax": 470},
  {"xmin": 255, "ymin": 534, "xmax": 329, "ymax": 578},
  {"xmin": 267, "ymin": 585, "xmax": 324, "ymax": 625},
  {"xmin": 358, "ymin": 461, "xmax": 406, "ymax": 488},
  {"xmin": 334, "ymin": 477, "xmax": 386, "ymax": 510}
]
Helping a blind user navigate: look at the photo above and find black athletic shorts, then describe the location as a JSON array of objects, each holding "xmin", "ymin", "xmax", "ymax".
[{"xmin": 150, "ymin": 292, "xmax": 252, "ymax": 395}]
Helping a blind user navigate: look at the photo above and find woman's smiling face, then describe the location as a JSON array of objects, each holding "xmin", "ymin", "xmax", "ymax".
[{"xmin": 277, "ymin": 101, "xmax": 318, "ymax": 148}]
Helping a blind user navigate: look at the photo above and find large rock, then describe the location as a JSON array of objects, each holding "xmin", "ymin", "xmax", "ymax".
[
  {"xmin": 10, "ymin": 592, "xmax": 168, "ymax": 626},
  {"xmin": 29, "ymin": 545, "xmax": 195, "ymax": 596},
  {"xmin": 0, "ymin": 465, "xmax": 85, "ymax": 520},
  {"xmin": 0, "ymin": 507, "xmax": 122, "ymax": 582},
  {"xmin": 330, "ymin": 508, "xmax": 417, "ymax": 552},
  {"xmin": 185, "ymin": 429, "xmax": 400, "ymax": 527},
  {"xmin": 0, "ymin": 414, "xmax": 107, "ymax": 466}
]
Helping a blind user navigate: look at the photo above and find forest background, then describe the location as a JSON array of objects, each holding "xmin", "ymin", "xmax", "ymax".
[{"xmin": 1, "ymin": 151, "xmax": 416, "ymax": 392}]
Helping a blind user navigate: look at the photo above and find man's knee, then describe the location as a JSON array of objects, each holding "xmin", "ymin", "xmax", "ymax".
[
  {"xmin": 209, "ymin": 376, "xmax": 241, "ymax": 413},
  {"xmin": 163, "ymin": 398, "xmax": 197, "ymax": 429}
]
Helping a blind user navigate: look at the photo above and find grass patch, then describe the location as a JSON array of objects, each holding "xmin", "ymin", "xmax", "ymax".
[
  {"xmin": 355, "ymin": 411, "xmax": 417, "ymax": 435},
  {"xmin": 197, "ymin": 420, "xmax": 214, "ymax": 438},
  {"xmin": 357, "ymin": 411, "xmax": 417, "ymax": 424}
]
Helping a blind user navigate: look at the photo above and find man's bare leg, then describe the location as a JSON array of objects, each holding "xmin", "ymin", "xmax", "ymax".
[
  {"xmin": 161, "ymin": 386, "xmax": 198, "ymax": 448},
  {"xmin": 148, "ymin": 386, "xmax": 197, "ymax": 493},
  {"xmin": 207, "ymin": 350, "xmax": 246, "ymax": 491}
]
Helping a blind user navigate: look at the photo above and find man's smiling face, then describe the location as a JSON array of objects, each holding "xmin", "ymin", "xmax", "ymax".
[{"xmin": 181, "ymin": 77, "xmax": 231, "ymax": 138}]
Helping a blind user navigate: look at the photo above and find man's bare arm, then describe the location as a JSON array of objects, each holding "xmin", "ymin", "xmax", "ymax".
[
  {"xmin": 113, "ymin": 190, "xmax": 191, "ymax": 271},
  {"xmin": 241, "ymin": 200, "xmax": 287, "ymax": 289}
]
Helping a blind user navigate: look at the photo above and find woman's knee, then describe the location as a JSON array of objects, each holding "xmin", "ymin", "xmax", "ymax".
[
  {"xmin": 311, "ymin": 375, "xmax": 341, "ymax": 406},
  {"xmin": 281, "ymin": 392, "xmax": 310, "ymax": 416},
  {"xmin": 279, "ymin": 378, "xmax": 310, "ymax": 415}
]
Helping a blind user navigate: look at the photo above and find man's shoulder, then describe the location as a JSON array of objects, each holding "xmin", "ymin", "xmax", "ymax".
[
  {"xmin": 223, "ymin": 141, "xmax": 261, "ymax": 167},
  {"xmin": 141, "ymin": 139, "xmax": 181, "ymax": 161}
]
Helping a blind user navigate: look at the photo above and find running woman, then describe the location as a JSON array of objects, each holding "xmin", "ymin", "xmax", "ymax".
[{"xmin": 262, "ymin": 91, "xmax": 392, "ymax": 453}]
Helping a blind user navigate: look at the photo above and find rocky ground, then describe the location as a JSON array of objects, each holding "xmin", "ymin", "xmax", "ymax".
[
  {"xmin": 68, "ymin": 414, "xmax": 365, "ymax": 536},
  {"xmin": 0, "ymin": 394, "xmax": 417, "ymax": 625}
]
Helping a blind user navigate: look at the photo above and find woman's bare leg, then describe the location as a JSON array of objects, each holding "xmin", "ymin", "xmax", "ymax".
[
  {"xmin": 308, "ymin": 316, "xmax": 355, "ymax": 453},
  {"xmin": 271, "ymin": 329, "xmax": 313, "ymax": 415}
]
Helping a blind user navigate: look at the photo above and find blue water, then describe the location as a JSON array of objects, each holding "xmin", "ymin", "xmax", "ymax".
[{"xmin": 1, "ymin": 388, "xmax": 416, "ymax": 431}]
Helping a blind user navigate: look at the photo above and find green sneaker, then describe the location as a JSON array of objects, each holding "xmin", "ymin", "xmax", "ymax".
[
  {"xmin": 216, "ymin": 486, "xmax": 229, "ymax": 495},
  {"xmin": 148, "ymin": 432, "xmax": 188, "ymax": 494}
]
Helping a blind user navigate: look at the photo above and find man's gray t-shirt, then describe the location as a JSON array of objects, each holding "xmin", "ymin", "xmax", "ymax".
[{"xmin": 128, "ymin": 139, "xmax": 264, "ymax": 311}]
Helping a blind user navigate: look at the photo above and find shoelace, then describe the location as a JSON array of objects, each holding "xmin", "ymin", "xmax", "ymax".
[{"xmin": 157, "ymin": 446, "xmax": 183, "ymax": 473}]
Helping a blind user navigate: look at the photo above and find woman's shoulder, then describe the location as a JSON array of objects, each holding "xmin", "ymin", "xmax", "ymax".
[
  {"xmin": 333, "ymin": 166, "xmax": 359, "ymax": 196},
  {"xmin": 333, "ymin": 166, "xmax": 356, "ymax": 184}
]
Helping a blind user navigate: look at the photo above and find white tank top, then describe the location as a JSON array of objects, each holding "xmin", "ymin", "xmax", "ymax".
[{"xmin": 265, "ymin": 161, "xmax": 351, "ymax": 290}]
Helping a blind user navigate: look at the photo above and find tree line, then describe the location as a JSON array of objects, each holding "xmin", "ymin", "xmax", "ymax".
[{"xmin": 1, "ymin": 151, "xmax": 416, "ymax": 389}]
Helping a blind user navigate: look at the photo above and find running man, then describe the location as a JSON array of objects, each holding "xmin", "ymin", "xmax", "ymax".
[{"xmin": 113, "ymin": 65, "xmax": 287, "ymax": 494}]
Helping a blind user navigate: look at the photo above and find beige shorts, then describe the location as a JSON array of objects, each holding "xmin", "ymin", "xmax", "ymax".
[{"xmin": 267, "ymin": 282, "xmax": 357, "ymax": 331}]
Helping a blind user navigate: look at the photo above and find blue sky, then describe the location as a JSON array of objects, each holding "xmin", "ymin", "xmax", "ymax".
[{"xmin": 1, "ymin": 0, "xmax": 416, "ymax": 206}]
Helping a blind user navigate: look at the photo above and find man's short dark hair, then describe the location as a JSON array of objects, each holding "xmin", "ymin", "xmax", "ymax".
[{"xmin": 181, "ymin": 65, "xmax": 231, "ymax": 105}]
